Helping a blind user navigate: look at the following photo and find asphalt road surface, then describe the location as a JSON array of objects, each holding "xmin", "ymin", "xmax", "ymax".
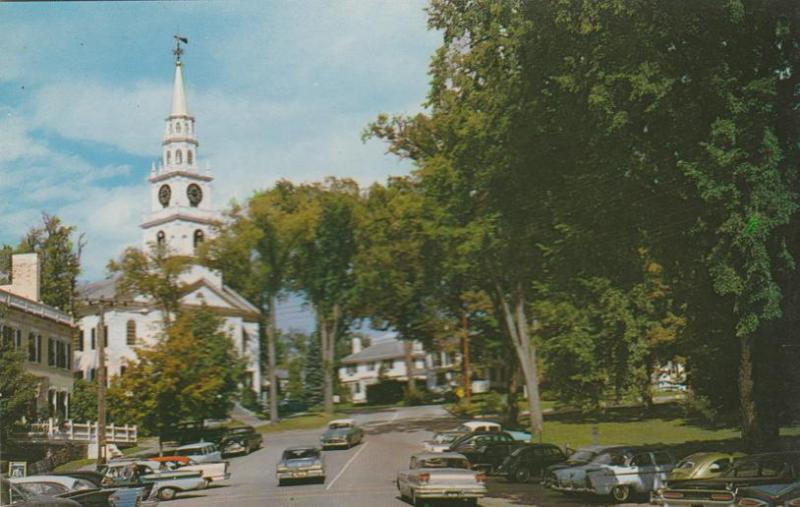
[{"xmin": 170, "ymin": 405, "xmax": 647, "ymax": 507}]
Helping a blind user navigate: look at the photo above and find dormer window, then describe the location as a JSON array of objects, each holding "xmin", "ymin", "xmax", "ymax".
[
  {"xmin": 187, "ymin": 150, "xmax": 193, "ymax": 165},
  {"xmin": 176, "ymin": 149, "xmax": 183, "ymax": 164}
]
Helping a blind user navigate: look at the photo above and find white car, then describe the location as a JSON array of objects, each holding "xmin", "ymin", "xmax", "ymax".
[
  {"xmin": 397, "ymin": 452, "xmax": 487, "ymax": 506},
  {"xmin": 552, "ymin": 447, "xmax": 675, "ymax": 502},
  {"xmin": 174, "ymin": 442, "xmax": 223, "ymax": 463}
]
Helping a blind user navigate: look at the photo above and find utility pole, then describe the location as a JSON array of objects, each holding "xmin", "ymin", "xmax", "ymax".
[
  {"xmin": 95, "ymin": 300, "xmax": 108, "ymax": 467},
  {"xmin": 461, "ymin": 309, "xmax": 471, "ymax": 404}
]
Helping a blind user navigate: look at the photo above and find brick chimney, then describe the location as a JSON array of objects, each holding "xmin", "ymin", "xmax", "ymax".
[{"xmin": 0, "ymin": 253, "xmax": 41, "ymax": 302}]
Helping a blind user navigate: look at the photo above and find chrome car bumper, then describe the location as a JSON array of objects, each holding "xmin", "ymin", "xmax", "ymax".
[
  {"xmin": 413, "ymin": 486, "xmax": 487, "ymax": 499},
  {"xmin": 277, "ymin": 469, "xmax": 325, "ymax": 480}
]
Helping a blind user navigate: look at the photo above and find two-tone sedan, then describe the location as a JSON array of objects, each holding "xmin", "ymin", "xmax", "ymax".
[
  {"xmin": 396, "ymin": 452, "xmax": 487, "ymax": 507},
  {"xmin": 276, "ymin": 446, "xmax": 326, "ymax": 485},
  {"xmin": 320, "ymin": 418, "xmax": 364, "ymax": 449}
]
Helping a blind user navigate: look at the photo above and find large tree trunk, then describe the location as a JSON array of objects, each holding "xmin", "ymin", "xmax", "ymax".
[
  {"xmin": 504, "ymin": 355, "xmax": 520, "ymax": 427},
  {"xmin": 320, "ymin": 303, "xmax": 340, "ymax": 415},
  {"xmin": 739, "ymin": 334, "xmax": 780, "ymax": 452},
  {"xmin": 267, "ymin": 296, "xmax": 279, "ymax": 424},
  {"xmin": 496, "ymin": 281, "xmax": 544, "ymax": 436},
  {"xmin": 404, "ymin": 339, "xmax": 416, "ymax": 396}
]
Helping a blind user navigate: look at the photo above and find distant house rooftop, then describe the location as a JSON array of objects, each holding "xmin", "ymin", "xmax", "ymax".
[{"xmin": 341, "ymin": 338, "xmax": 425, "ymax": 365}]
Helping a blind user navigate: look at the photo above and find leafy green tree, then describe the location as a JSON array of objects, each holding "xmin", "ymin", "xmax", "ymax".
[
  {"xmin": 68, "ymin": 379, "xmax": 98, "ymax": 422},
  {"xmin": 203, "ymin": 181, "xmax": 315, "ymax": 423},
  {"xmin": 291, "ymin": 179, "xmax": 361, "ymax": 413},
  {"xmin": 0, "ymin": 331, "xmax": 37, "ymax": 443},
  {"xmin": 355, "ymin": 178, "xmax": 443, "ymax": 399},
  {"xmin": 108, "ymin": 244, "xmax": 191, "ymax": 325},
  {"xmin": 4, "ymin": 214, "xmax": 84, "ymax": 313},
  {"xmin": 303, "ymin": 333, "xmax": 324, "ymax": 406},
  {"xmin": 108, "ymin": 307, "xmax": 246, "ymax": 438}
]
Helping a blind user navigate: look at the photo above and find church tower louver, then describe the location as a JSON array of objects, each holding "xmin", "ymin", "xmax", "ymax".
[{"xmin": 141, "ymin": 41, "xmax": 220, "ymax": 256}]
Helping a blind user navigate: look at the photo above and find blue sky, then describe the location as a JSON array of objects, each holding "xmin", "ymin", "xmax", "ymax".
[{"xmin": 0, "ymin": 1, "xmax": 439, "ymax": 332}]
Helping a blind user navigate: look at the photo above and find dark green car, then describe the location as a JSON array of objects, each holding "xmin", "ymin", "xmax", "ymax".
[{"xmin": 320, "ymin": 418, "xmax": 364, "ymax": 449}]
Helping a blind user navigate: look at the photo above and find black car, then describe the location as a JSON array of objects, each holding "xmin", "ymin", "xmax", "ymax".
[
  {"xmin": 1, "ymin": 478, "xmax": 81, "ymax": 507},
  {"xmin": 460, "ymin": 441, "xmax": 531, "ymax": 474},
  {"xmin": 496, "ymin": 444, "xmax": 567, "ymax": 482},
  {"xmin": 220, "ymin": 426, "xmax": 263, "ymax": 456},
  {"xmin": 278, "ymin": 399, "xmax": 309, "ymax": 416},
  {"xmin": 448, "ymin": 431, "xmax": 516, "ymax": 457}
]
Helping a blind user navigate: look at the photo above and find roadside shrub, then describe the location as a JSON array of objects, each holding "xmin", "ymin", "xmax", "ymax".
[
  {"xmin": 366, "ymin": 380, "xmax": 405, "ymax": 405},
  {"xmin": 481, "ymin": 392, "xmax": 505, "ymax": 415},
  {"xmin": 404, "ymin": 389, "xmax": 425, "ymax": 406},
  {"xmin": 450, "ymin": 398, "xmax": 481, "ymax": 417},
  {"xmin": 239, "ymin": 387, "xmax": 262, "ymax": 413},
  {"xmin": 683, "ymin": 392, "xmax": 722, "ymax": 427}
]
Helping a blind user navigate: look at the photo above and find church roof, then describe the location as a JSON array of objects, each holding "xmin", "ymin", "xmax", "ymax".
[{"xmin": 170, "ymin": 61, "xmax": 189, "ymax": 117}]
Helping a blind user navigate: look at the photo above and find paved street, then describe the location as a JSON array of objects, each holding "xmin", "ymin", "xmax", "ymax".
[{"xmin": 170, "ymin": 405, "xmax": 646, "ymax": 507}]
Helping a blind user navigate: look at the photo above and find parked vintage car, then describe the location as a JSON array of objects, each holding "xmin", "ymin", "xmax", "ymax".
[
  {"xmin": 396, "ymin": 452, "xmax": 487, "ymax": 506},
  {"xmin": 276, "ymin": 446, "xmax": 326, "ymax": 485},
  {"xmin": 174, "ymin": 442, "xmax": 223, "ymax": 463},
  {"xmin": 653, "ymin": 451, "xmax": 800, "ymax": 507},
  {"xmin": 496, "ymin": 443, "xmax": 568, "ymax": 482},
  {"xmin": 46, "ymin": 472, "xmax": 156, "ymax": 507},
  {"xmin": 12, "ymin": 477, "xmax": 149, "ymax": 507},
  {"xmin": 423, "ymin": 431, "xmax": 467, "ymax": 453},
  {"xmin": 458, "ymin": 441, "xmax": 530, "ymax": 473},
  {"xmin": 320, "ymin": 419, "xmax": 364, "ymax": 449},
  {"xmin": 50, "ymin": 473, "xmax": 105, "ymax": 489},
  {"xmin": 150, "ymin": 456, "xmax": 231, "ymax": 486},
  {"xmin": 544, "ymin": 444, "xmax": 637, "ymax": 484},
  {"xmin": 449, "ymin": 431, "xmax": 516, "ymax": 457},
  {"xmin": 99, "ymin": 460, "xmax": 206, "ymax": 501},
  {"xmin": 548, "ymin": 445, "xmax": 674, "ymax": 502},
  {"xmin": 455, "ymin": 420, "xmax": 531, "ymax": 442},
  {"xmin": 667, "ymin": 452, "xmax": 745, "ymax": 482},
  {"xmin": 219, "ymin": 426, "xmax": 262, "ymax": 456},
  {"xmin": 1, "ymin": 477, "xmax": 81, "ymax": 506}
]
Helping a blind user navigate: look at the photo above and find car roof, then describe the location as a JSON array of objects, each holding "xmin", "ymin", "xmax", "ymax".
[
  {"xmin": 462, "ymin": 420, "xmax": 501, "ymax": 428},
  {"xmin": 413, "ymin": 452, "xmax": 469, "ymax": 461},
  {"xmin": 328, "ymin": 418, "xmax": 356, "ymax": 425},
  {"xmin": 10, "ymin": 475, "xmax": 78, "ymax": 484}
]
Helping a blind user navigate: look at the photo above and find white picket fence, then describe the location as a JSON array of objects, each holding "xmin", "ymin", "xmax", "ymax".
[{"xmin": 26, "ymin": 419, "xmax": 137, "ymax": 444}]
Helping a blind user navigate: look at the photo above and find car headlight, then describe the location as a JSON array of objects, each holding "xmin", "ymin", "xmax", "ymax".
[{"xmin": 277, "ymin": 466, "xmax": 289, "ymax": 473}]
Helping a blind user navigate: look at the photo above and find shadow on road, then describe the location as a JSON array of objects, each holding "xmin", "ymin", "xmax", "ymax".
[{"xmin": 363, "ymin": 416, "xmax": 457, "ymax": 436}]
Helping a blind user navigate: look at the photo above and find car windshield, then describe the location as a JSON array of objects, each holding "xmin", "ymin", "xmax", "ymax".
[
  {"xmin": 419, "ymin": 458, "xmax": 469, "ymax": 469},
  {"xmin": 676, "ymin": 460, "xmax": 695, "ymax": 469},
  {"xmin": 329, "ymin": 423, "xmax": 352, "ymax": 430},
  {"xmin": 284, "ymin": 449, "xmax": 320, "ymax": 460},
  {"xmin": 434, "ymin": 433, "xmax": 460, "ymax": 443},
  {"xmin": 17, "ymin": 482, "xmax": 69, "ymax": 497},
  {"xmin": 175, "ymin": 448, "xmax": 205, "ymax": 456},
  {"xmin": 568, "ymin": 450, "xmax": 599, "ymax": 463},
  {"xmin": 1, "ymin": 479, "xmax": 29, "ymax": 504}
]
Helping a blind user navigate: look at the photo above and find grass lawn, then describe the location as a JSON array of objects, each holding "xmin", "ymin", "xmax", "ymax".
[{"xmin": 255, "ymin": 412, "xmax": 348, "ymax": 434}]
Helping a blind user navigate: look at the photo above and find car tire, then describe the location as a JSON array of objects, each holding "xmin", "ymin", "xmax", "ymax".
[
  {"xmin": 514, "ymin": 467, "xmax": 531, "ymax": 483},
  {"xmin": 157, "ymin": 487, "xmax": 177, "ymax": 501},
  {"xmin": 611, "ymin": 485, "xmax": 631, "ymax": 503}
]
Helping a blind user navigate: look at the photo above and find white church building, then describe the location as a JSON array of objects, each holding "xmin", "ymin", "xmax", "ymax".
[{"xmin": 74, "ymin": 46, "xmax": 262, "ymax": 394}]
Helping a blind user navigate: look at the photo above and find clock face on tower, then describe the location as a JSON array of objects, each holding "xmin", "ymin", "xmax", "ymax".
[
  {"xmin": 187, "ymin": 183, "xmax": 203, "ymax": 207},
  {"xmin": 158, "ymin": 185, "xmax": 171, "ymax": 207}
]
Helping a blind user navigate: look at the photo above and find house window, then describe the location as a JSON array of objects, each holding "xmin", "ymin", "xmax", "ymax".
[
  {"xmin": 103, "ymin": 325, "xmax": 108, "ymax": 348},
  {"xmin": 36, "ymin": 335, "xmax": 42, "ymax": 363},
  {"xmin": 354, "ymin": 383, "xmax": 361, "ymax": 394},
  {"xmin": 89, "ymin": 368, "xmax": 96, "ymax": 381},
  {"xmin": 14, "ymin": 329, "xmax": 21, "ymax": 349},
  {"xmin": 126, "ymin": 320, "xmax": 136, "ymax": 346},
  {"xmin": 91, "ymin": 328, "xmax": 96, "ymax": 349},
  {"xmin": 55, "ymin": 340, "xmax": 65, "ymax": 368},
  {"xmin": 414, "ymin": 359, "xmax": 425, "ymax": 370},
  {"xmin": 346, "ymin": 365, "xmax": 357, "ymax": 376},
  {"xmin": 193, "ymin": 230, "xmax": 204, "ymax": 252},
  {"xmin": 28, "ymin": 332, "xmax": 37, "ymax": 362},
  {"xmin": 48, "ymin": 338, "xmax": 55, "ymax": 367},
  {"xmin": 120, "ymin": 365, "xmax": 127, "ymax": 377},
  {"xmin": 66, "ymin": 344, "xmax": 72, "ymax": 370},
  {"xmin": 382, "ymin": 360, "xmax": 393, "ymax": 371},
  {"xmin": 76, "ymin": 328, "xmax": 84, "ymax": 351}
]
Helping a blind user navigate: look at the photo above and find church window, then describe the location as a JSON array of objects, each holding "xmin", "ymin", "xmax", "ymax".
[
  {"xmin": 126, "ymin": 320, "xmax": 137, "ymax": 346},
  {"xmin": 166, "ymin": 151, "xmax": 172, "ymax": 165},
  {"xmin": 157, "ymin": 230, "xmax": 166, "ymax": 248},
  {"xmin": 176, "ymin": 149, "xmax": 183, "ymax": 164},
  {"xmin": 193, "ymin": 230, "xmax": 205, "ymax": 253},
  {"xmin": 176, "ymin": 122, "xmax": 182, "ymax": 133},
  {"xmin": 187, "ymin": 150, "xmax": 193, "ymax": 165}
]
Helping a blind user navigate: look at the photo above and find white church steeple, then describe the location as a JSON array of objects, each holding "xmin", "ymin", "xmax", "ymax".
[{"xmin": 141, "ymin": 36, "xmax": 220, "ymax": 257}]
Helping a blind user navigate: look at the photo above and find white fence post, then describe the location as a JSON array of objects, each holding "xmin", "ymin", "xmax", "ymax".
[{"xmin": 67, "ymin": 420, "xmax": 74, "ymax": 440}]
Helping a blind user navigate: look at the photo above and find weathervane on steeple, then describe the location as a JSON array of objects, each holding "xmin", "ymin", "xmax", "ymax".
[{"xmin": 173, "ymin": 34, "xmax": 188, "ymax": 63}]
